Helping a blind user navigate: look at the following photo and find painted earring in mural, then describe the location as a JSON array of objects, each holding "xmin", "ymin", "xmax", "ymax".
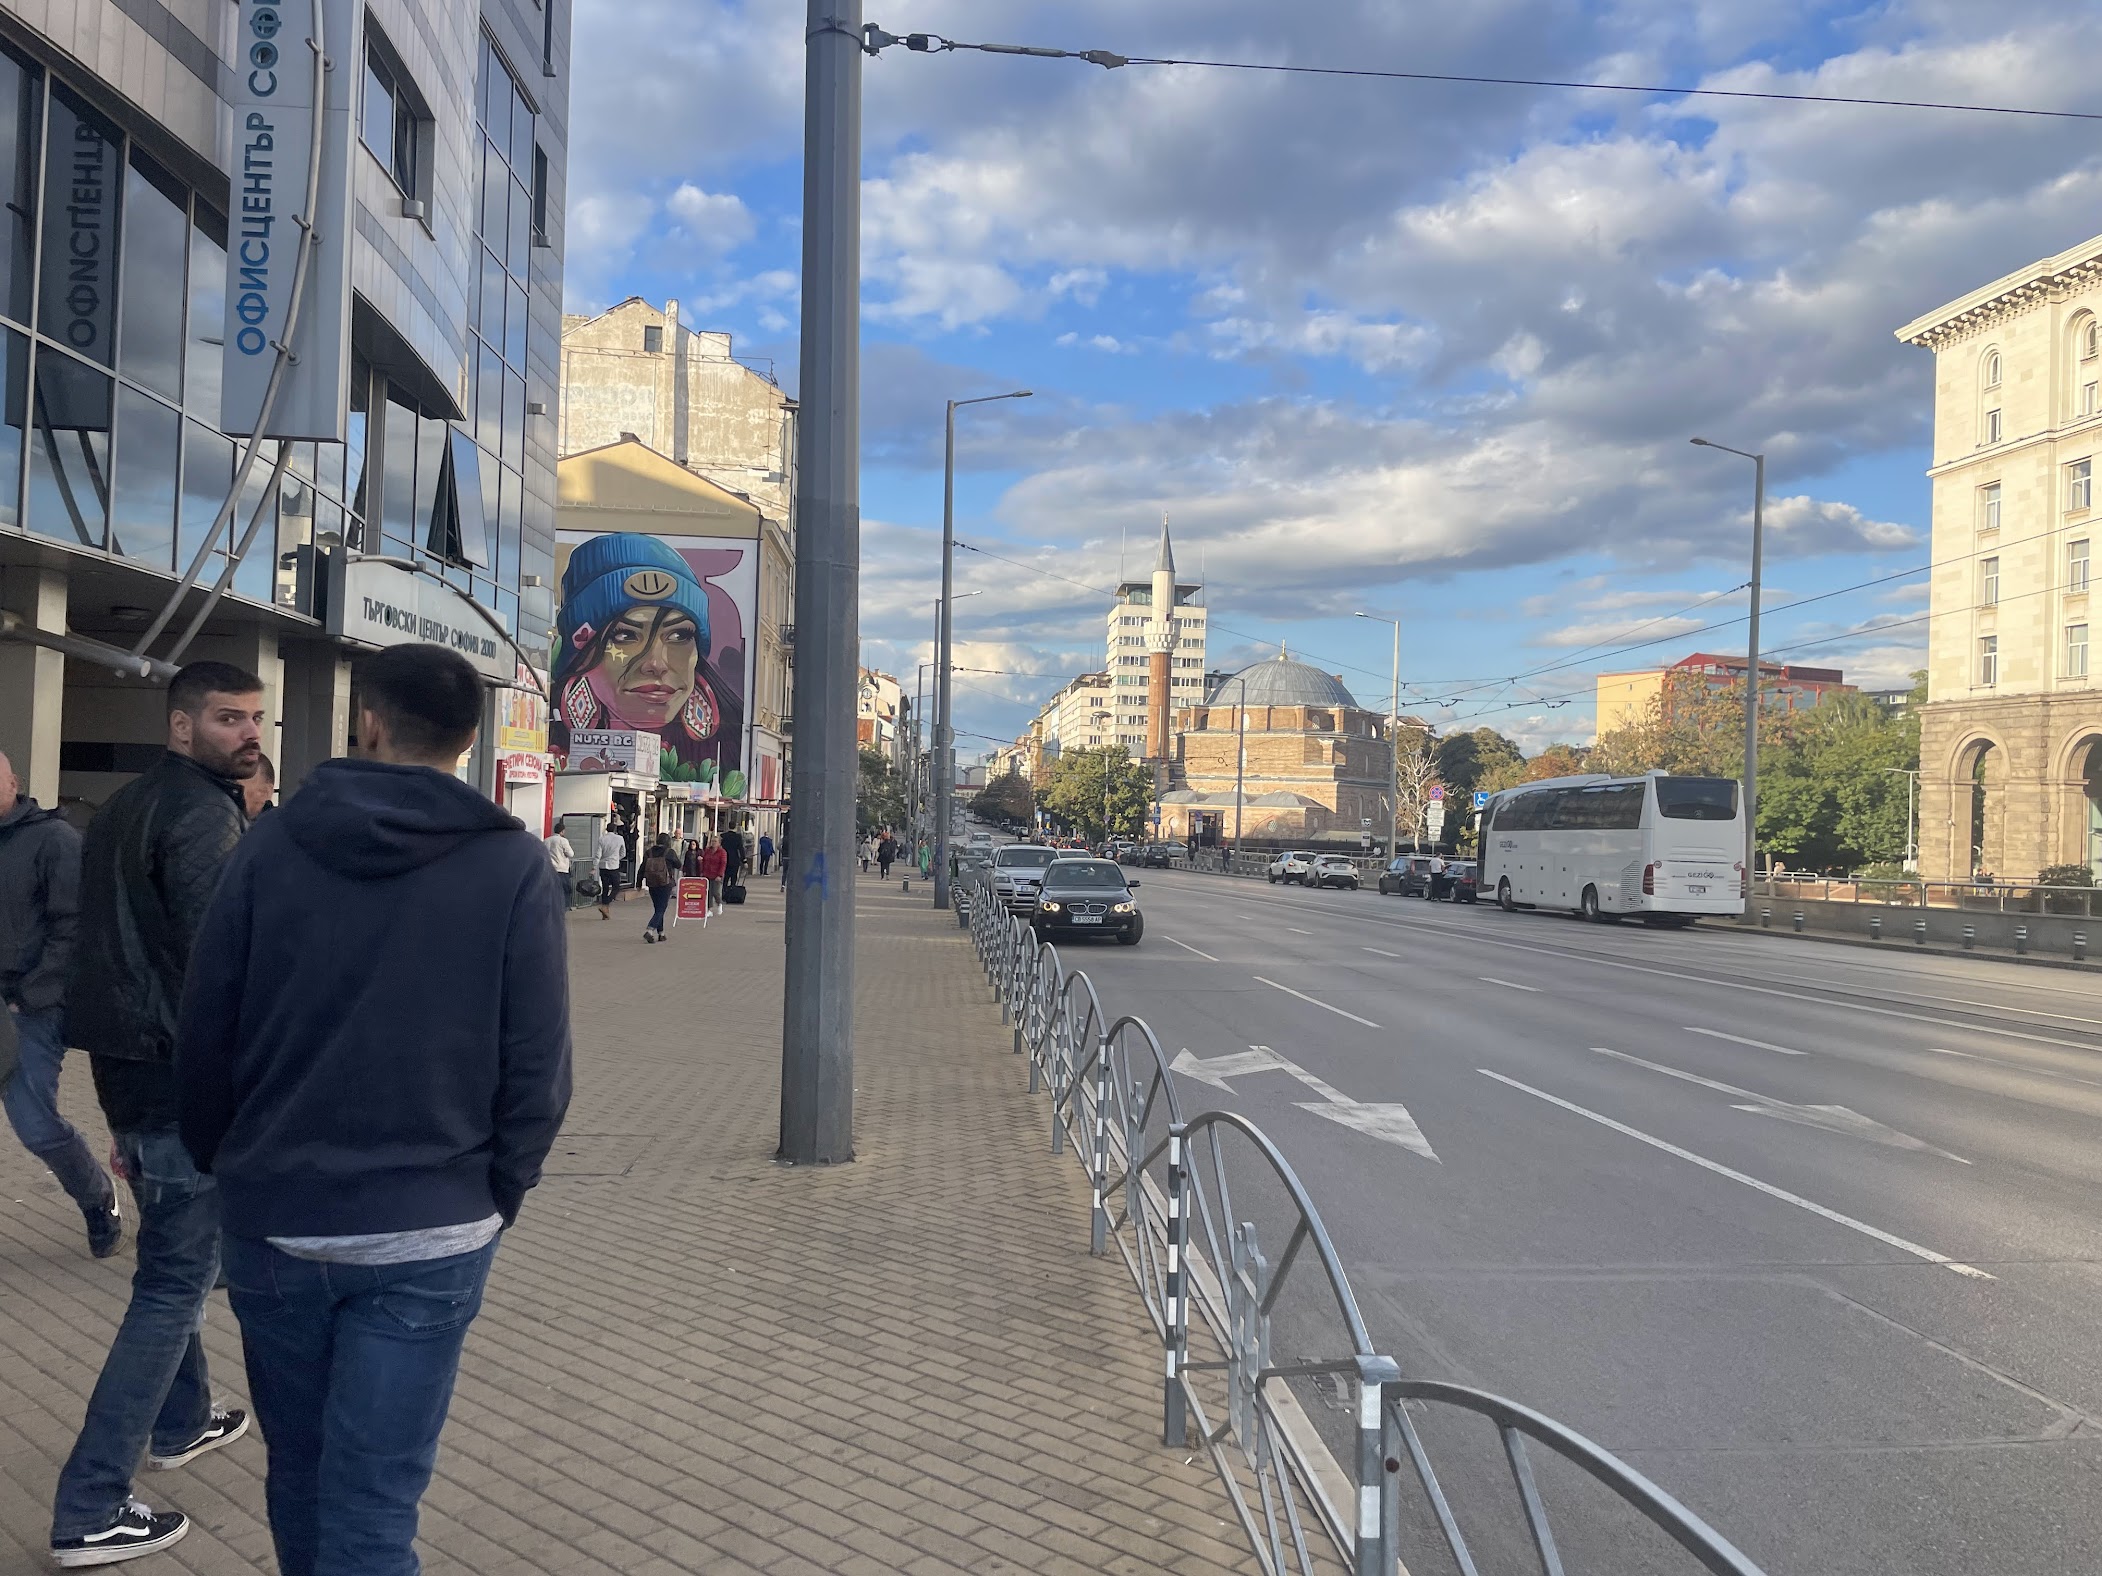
[{"xmin": 550, "ymin": 532, "xmax": 748, "ymax": 786}]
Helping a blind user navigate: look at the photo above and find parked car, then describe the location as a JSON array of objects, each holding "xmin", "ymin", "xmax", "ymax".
[
  {"xmin": 1267, "ymin": 850, "xmax": 1316, "ymax": 884},
  {"xmin": 1307, "ymin": 854, "xmax": 1361, "ymax": 890},
  {"xmin": 991, "ymin": 845, "xmax": 1060, "ymax": 913},
  {"xmin": 1438, "ymin": 861, "xmax": 1480, "ymax": 903},
  {"xmin": 1378, "ymin": 855, "xmax": 1440, "ymax": 896},
  {"xmin": 1135, "ymin": 843, "xmax": 1174, "ymax": 869},
  {"xmin": 1030, "ymin": 858, "xmax": 1144, "ymax": 946}
]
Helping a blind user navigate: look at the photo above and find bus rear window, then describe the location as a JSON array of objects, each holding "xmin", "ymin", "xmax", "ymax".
[{"xmin": 1654, "ymin": 777, "xmax": 1739, "ymax": 820}]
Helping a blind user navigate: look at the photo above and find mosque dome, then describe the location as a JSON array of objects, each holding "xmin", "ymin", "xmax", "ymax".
[{"xmin": 1208, "ymin": 648, "xmax": 1360, "ymax": 710}]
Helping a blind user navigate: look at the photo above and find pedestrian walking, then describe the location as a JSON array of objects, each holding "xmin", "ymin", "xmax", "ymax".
[
  {"xmin": 683, "ymin": 836, "xmax": 704, "ymax": 878},
  {"xmin": 593, "ymin": 822, "xmax": 625, "ymax": 919},
  {"xmin": 721, "ymin": 822, "xmax": 745, "ymax": 886},
  {"xmin": 641, "ymin": 836, "xmax": 677, "ymax": 942},
  {"xmin": 777, "ymin": 829, "xmax": 789, "ymax": 889},
  {"xmin": 52, "ymin": 661, "xmax": 264, "ymax": 1567},
  {"xmin": 877, "ymin": 832, "xmax": 896, "ymax": 880},
  {"xmin": 859, "ymin": 835, "xmax": 873, "ymax": 874},
  {"xmin": 544, "ymin": 821, "xmax": 576, "ymax": 907},
  {"xmin": 177, "ymin": 643, "xmax": 572, "ymax": 1576},
  {"xmin": 756, "ymin": 832, "xmax": 774, "ymax": 875},
  {"xmin": 700, "ymin": 834, "xmax": 728, "ymax": 912},
  {"xmin": 0, "ymin": 750, "xmax": 119, "ymax": 1258}
]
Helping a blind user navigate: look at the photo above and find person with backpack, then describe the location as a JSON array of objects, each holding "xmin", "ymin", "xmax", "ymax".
[
  {"xmin": 641, "ymin": 837, "xmax": 677, "ymax": 942},
  {"xmin": 877, "ymin": 832, "xmax": 896, "ymax": 880}
]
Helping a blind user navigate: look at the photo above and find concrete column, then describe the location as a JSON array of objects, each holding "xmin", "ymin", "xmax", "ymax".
[
  {"xmin": 0, "ymin": 567, "xmax": 66, "ymax": 806},
  {"xmin": 278, "ymin": 639, "xmax": 351, "ymax": 792}
]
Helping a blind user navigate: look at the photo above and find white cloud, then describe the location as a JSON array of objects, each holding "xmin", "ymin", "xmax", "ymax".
[{"xmin": 665, "ymin": 184, "xmax": 756, "ymax": 252}]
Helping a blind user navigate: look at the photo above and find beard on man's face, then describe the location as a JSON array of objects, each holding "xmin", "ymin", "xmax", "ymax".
[{"xmin": 192, "ymin": 734, "xmax": 262, "ymax": 780}]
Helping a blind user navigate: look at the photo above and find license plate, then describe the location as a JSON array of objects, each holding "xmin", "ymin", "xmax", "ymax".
[
  {"xmin": 1072, "ymin": 915, "xmax": 1102, "ymax": 924},
  {"xmin": 1687, "ymin": 884, "xmax": 1707, "ymax": 895}
]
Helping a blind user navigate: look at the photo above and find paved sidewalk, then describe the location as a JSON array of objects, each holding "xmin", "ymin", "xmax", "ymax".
[{"xmin": 0, "ymin": 870, "xmax": 1251, "ymax": 1574}]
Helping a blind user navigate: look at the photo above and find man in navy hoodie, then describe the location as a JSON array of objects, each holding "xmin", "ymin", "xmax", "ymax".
[{"xmin": 176, "ymin": 643, "xmax": 571, "ymax": 1576}]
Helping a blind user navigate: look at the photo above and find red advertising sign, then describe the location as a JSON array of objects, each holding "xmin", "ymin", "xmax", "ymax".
[{"xmin": 676, "ymin": 878, "xmax": 710, "ymax": 922}]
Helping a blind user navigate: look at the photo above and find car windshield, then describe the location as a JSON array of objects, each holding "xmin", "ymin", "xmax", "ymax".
[
  {"xmin": 1655, "ymin": 776, "xmax": 1739, "ymax": 820},
  {"xmin": 1042, "ymin": 861, "xmax": 1128, "ymax": 890},
  {"xmin": 995, "ymin": 847, "xmax": 1057, "ymax": 868}
]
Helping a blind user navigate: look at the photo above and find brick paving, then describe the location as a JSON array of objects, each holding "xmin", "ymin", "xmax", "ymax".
[{"xmin": 0, "ymin": 870, "xmax": 1252, "ymax": 1574}]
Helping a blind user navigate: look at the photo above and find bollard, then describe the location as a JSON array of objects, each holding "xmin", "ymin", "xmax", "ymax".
[
  {"xmin": 2015, "ymin": 924, "xmax": 2029, "ymax": 955},
  {"xmin": 901, "ymin": 878, "xmax": 910, "ymax": 894},
  {"xmin": 1914, "ymin": 919, "xmax": 1927, "ymax": 946},
  {"xmin": 1792, "ymin": 911, "xmax": 1805, "ymax": 933},
  {"xmin": 1962, "ymin": 923, "xmax": 1975, "ymax": 950},
  {"xmin": 1760, "ymin": 907, "xmax": 1771, "ymax": 928},
  {"xmin": 1869, "ymin": 914, "xmax": 1882, "ymax": 941},
  {"xmin": 2077, "ymin": 931, "xmax": 2088, "ymax": 962}
]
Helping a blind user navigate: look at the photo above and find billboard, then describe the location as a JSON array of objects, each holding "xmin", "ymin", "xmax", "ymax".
[{"xmin": 551, "ymin": 530, "xmax": 755, "ymax": 795}]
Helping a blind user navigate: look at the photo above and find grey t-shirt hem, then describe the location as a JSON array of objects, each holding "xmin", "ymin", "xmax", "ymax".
[{"xmin": 267, "ymin": 1212, "xmax": 504, "ymax": 1266}]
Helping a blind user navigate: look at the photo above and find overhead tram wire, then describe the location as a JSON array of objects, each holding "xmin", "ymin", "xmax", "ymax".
[{"xmin": 869, "ymin": 29, "xmax": 2102, "ymax": 122}]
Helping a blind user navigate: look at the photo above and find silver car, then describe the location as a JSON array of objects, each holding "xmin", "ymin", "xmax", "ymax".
[{"xmin": 991, "ymin": 845, "xmax": 1060, "ymax": 913}]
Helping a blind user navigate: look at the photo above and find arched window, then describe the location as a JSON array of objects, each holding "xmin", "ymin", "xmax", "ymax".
[
  {"xmin": 1980, "ymin": 345, "xmax": 2005, "ymax": 445},
  {"xmin": 1984, "ymin": 349, "xmax": 2002, "ymax": 388},
  {"xmin": 2086, "ymin": 320, "xmax": 2099, "ymax": 361},
  {"xmin": 2074, "ymin": 315, "xmax": 2101, "ymax": 419}
]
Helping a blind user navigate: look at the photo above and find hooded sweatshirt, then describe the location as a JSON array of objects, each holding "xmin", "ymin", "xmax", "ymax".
[{"xmin": 175, "ymin": 758, "xmax": 572, "ymax": 1238}]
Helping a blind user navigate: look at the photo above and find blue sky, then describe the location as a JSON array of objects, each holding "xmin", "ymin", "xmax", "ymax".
[{"xmin": 565, "ymin": 0, "xmax": 2102, "ymax": 758}]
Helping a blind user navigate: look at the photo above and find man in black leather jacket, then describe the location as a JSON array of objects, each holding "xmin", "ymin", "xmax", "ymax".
[{"xmin": 51, "ymin": 661, "xmax": 264, "ymax": 1568}]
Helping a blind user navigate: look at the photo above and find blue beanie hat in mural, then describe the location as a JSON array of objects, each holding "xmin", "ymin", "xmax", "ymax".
[{"xmin": 555, "ymin": 532, "xmax": 711, "ymax": 657}]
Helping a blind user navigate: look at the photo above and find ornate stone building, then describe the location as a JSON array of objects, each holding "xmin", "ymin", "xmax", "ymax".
[
  {"xmin": 1896, "ymin": 232, "xmax": 2102, "ymax": 880},
  {"xmin": 1158, "ymin": 652, "xmax": 1395, "ymax": 845}
]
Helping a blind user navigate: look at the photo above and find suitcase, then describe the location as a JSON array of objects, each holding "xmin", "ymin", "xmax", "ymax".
[{"xmin": 723, "ymin": 882, "xmax": 748, "ymax": 906}]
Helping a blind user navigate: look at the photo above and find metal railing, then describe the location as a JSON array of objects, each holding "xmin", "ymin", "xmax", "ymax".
[
  {"xmin": 960, "ymin": 871, "xmax": 1769, "ymax": 1576},
  {"xmin": 1756, "ymin": 874, "xmax": 2102, "ymax": 915}
]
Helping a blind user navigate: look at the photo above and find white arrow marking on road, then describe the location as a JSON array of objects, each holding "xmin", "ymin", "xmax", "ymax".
[
  {"xmin": 1684, "ymin": 1026, "xmax": 1805, "ymax": 1056},
  {"xmin": 1168, "ymin": 1045, "xmax": 1438, "ymax": 1161},
  {"xmin": 1480, "ymin": 1071, "xmax": 1992, "ymax": 1279},
  {"xmin": 1592, "ymin": 1047, "xmax": 1969, "ymax": 1163}
]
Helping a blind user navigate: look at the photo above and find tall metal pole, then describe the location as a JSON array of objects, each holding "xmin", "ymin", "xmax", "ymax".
[
  {"xmin": 933, "ymin": 403, "xmax": 958, "ymax": 907},
  {"xmin": 1693, "ymin": 438, "xmax": 1766, "ymax": 882},
  {"xmin": 1358, "ymin": 612, "xmax": 1401, "ymax": 858},
  {"xmin": 779, "ymin": 0, "xmax": 861, "ymax": 1166}
]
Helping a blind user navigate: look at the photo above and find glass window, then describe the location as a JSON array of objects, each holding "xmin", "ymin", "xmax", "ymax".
[
  {"xmin": 2071, "ymin": 538, "xmax": 2090, "ymax": 593},
  {"xmin": 478, "ymin": 37, "xmax": 509, "ymax": 147},
  {"xmin": 2088, "ymin": 321, "xmax": 2100, "ymax": 360},
  {"xmin": 507, "ymin": 172, "xmax": 531, "ymax": 275},
  {"xmin": 642, "ymin": 324, "xmax": 663, "ymax": 355},
  {"xmin": 361, "ymin": 51, "xmax": 394, "ymax": 171},
  {"xmin": 1985, "ymin": 351, "xmax": 2002, "ymax": 388},
  {"xmin": 2085, "ymin": 381, "xmax": 2099, "ymax": 418},
  {"xmin": 504, "ymin": 278, "xmax": 527, "ymax": 369},
  {"xmin": 0, "ymin": 50, "xmax": 39, "ymax": 326},
  {"xmin": 232, "ymin": 439, "xmax": 278, "ymax": 603},
  {"xmin": 414, "ymin": 409, "xmax": 446, "ymax": 546},
  {"xmin": 480, "ymin": 139, "xmax": 507, "ymax": 245},
  {"xmin": 498, "ymin": 464, "xmax": 520, "ymax": 582},
  {"xmin": 479, "ymin": 247, "xmax": 505, "ymax": 348},
  {"xmin": 1979, "ymin": 635, "xmax": 1998, "ymax": 687},
  {"xmin": 1653, "ymin": 777, "xmax": 1739, "ymax": 821},
  {"xmin": 185, "ymin": 207, "xmax": 226, "ymax": 428},
  {"xmin": 380, "ymin": 391, "xmax": 419, "ymax": 550},
  {"xmin": 2070, "ymin": 458, "xmax": 2093, "ymax": 512},
  {"xmin": 1981, "ymin": 482, "xmax": 2000, "ymax": 531},
  {"xmin": 40, "ymin": 86, "xmax": 122, "ymax": 367},
  {"xmin": 436, "ymin": 429, "xmax": 490, "ymax": 567},
  {"xmin": 479, "ymin": 443, "xmax": 501, "ymax": 566},
  {"xmin": 531, "ymin": 145, "xmax": 549, "ymax": 242},
  {"xmin": 118, "ymin": 154, "xmax": 187, "ymax": 399},
  {"xmin": 109, "ymin": 385, "xmax": 179, "ymax": 568},
  {"xmin": 1986, "ymin": 408, "xmax": 2002, "ymax": 444},
  {"xmin": 344, "ymin": 355, "xmax": 369, "ymax": 533},
  {"xmin": 508, "ymin": 78, "xmax": 534, "ymax": 173},
  {"xmin": 26, "ymin": 349, "xmax": 111, "ymax": 546},
  {"xmin": 2069, "ymin": 624, "xmax": 2089, "ymax": 680},
  {"xmin": 501, "ymin": 365, "xmax": 523, "ymax": 462},
  {"xmin": 361, "ymin": 41, "xmax": 419, "ymax": 197},
  {"xmin": 1980, "ymin": 556, "xmax": 1999, "ymax": 607},
  {"xmin": 177, "ymin": 418, "xmax": 232, "ymax": 570},
  {"xmin": 495, "ymin": 457, "xmax": 519, "ymax": 576},
  {"xmin": 475, "ymin": 341, "xmax": 502, "ymax": 452},
  {"xmin": 0, "ymin": 327, "xmax": 27, "ymax": 528},
  {"xmin": 1554, "ymin": 783, "xmax": 1645, "ymax": 830}
]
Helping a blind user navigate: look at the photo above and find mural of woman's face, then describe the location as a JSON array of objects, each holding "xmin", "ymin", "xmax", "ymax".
[{"xmin": 589, "ymin": 606, "xmax": 700, "ymax": 731}]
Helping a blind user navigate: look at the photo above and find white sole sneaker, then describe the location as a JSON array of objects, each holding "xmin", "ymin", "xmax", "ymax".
[{"xmin": 146, "ymin": 1409, "xmax": 248, "ymax": 1470}]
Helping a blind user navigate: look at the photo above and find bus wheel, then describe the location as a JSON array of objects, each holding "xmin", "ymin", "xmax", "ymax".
[
  {"xmin": 1497, "ymin": 878, "xmax": 1516, "ymax": 913},
  {"xmin": 1581, "ymin": 885, "xmax": 1605, "ymax": 923}
]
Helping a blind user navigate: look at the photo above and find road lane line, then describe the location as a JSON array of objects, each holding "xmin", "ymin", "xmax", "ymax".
[
  {"xmin": 1253, "ymin": 976, "xmax": 1381, "ymax": 1029},
  {"xmin": 1362, "ymin": 946, "xmax": 1401, "ymax": 959},
  {"xmin": 1479, "ymin": 976, "xmax": 1539, "ymax": 992},
  {"xmin": 1287, "ymin": 927, "xmax": 1313, "ymax": 935},
  {"xmin": 1685, "ymin": 1026, "xmax": 1806, "ymax": 1056},
  {"xmin": 1930, "ymin": 1047, "xmax": 2102, "ymax": 1090},
  {"xmin": 1478, "ymin": 1071, "xmax": 1993, "ymax": 1279},
  {"xmin": 1163, "ymin": 935, "xmax": 1220, "ymax": 962}
]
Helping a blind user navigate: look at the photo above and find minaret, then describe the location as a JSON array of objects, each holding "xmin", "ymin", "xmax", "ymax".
[{"xmin": 1146, "ymin": 513, "xmax": 1176, "ymax": 762}]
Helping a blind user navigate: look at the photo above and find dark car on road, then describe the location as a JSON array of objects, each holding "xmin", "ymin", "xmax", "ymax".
[
  {"xmin": 1135, "ymin": 843, "xmax": 1174, "ymax": 868},
  {"xmin": 1378, "ymin": 855, "xmax": 1439, "ymax": 896},
  {"xmin": 1030, "ymin": 859, "xmax": 1144, "ymax": 946},
  {"xmin": 1439, "ymin": 861, "xmax": 1479, "ymax": 903}
]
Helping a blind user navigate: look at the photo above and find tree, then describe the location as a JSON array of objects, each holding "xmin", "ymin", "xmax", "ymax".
[
  {"xmin": 1392, "ymin": 724, "xmax": 1440, "ymax": 848},
  {"xmin": 970, "ymin": 772, "xmax": 1033, "ymax": 825},
  {"xmin": 856, "ymin": 747, "xmax": 907, "ymax": 837},
  {"xmin": 1522, "ymin": 743, "xmax": 1590, "ymax": 781},
  {"xmin": 1037, "ymin": 746, "xmax": 1155, "ymax": 842},
  {"xmin": 1433, "ymin": 729, "xmax": 1522, "ymax": 795}
]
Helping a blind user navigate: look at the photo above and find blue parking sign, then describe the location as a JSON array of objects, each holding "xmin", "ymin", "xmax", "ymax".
[{"xmin": 1473, "ymin": 791, "xmax": 1490, "ymax": 810}]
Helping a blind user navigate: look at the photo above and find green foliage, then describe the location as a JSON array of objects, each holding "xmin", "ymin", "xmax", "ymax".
[
  {"xmin": 970, "ymin": 772, "xmax": 1034, "ymax": 824},
  {"xmin": 1432, "ymin": 729, "xmax": 1522, "ymax": 794},
  {"xmin": 1037, "ymin": 746, "xmax": 1155, "ymax": 842},
  {"xmin": 2038, "ymin": 863, "xmax": 2095, "ymax": 888},
  {"xmin": 856, "ymin": 747, "xmax": 907, "ymax": 837}
]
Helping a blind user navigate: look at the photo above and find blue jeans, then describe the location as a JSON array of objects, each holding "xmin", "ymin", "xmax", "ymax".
[
  {"xmin": 223, "ymin": 1235, "xmax": 498, "ymax": 1576},
  {"xmin": 2, "ymin": 1006, "xmax": 111, "ymax": 1212},
  {"xmin": 51, "ymin": 1129, "xmax": 218, "ymax": 1539},
  {"xmin": 648, "ymin": 884, "xmax": 672, "ymax": 931}
]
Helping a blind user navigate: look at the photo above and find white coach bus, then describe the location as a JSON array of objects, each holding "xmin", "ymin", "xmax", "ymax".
[{"xmin": 1478, "ymin": 772, "xmax": 1746, "ymax": 925}]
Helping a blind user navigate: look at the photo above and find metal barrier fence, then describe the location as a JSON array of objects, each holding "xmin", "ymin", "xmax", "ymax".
[
  {"xmin": 960, "ymin": 871, "xmax": 1767, "ymax": 1576},
  {"xmin": 1755, "ymin": 875, "xmax": 2102, "ymax": 915}
]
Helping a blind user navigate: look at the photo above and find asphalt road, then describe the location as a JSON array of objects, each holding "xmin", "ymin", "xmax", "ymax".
[{"xmin": 1059, "ymin": 863, "xmax": 2102, "ymax": 1576}]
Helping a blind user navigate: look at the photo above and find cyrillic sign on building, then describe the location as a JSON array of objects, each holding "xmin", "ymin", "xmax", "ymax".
[{"xmin": 222, "ymin": 0, "xmax": 354, "ymax": 440}]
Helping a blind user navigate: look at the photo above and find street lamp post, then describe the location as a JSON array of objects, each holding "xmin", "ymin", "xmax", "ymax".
[
  {"xmin": 934, "ymin": 390, "xmax": 1031, "ymax": 907},
  {"xmin": 1356, "ymin": 611, "xmax": 1401, "ymax": 859},
  {"xmin": 1691, "ymin": 437, "xmax": 1766, "ymax": 879}
]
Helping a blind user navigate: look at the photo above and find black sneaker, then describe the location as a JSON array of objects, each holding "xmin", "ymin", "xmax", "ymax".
[
  {"xmin": 51, "ymin": 1500, "xmax": 189, "ymax": 1566},
  {"xmin": 83, "ymin": 1191, "xmax": 122, "ymax": 1259},
  {"xmin": 147, "ymin": 1407, "xmax": 248, "ymax": 1470}
]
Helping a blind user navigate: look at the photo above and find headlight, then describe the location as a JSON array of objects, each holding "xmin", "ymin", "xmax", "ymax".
[
  {"xmin": 1039, "ymin": 901, "xmax": 1062, "ymax": 913},
  {"xmin": 1112, "ymin": 901, "xmax": 1135, "ymax": 913}
]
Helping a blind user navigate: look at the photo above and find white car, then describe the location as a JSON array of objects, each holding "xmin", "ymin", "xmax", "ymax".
[
  {"xmin": 967, "ymin": 830, "xmax": 994, "ymax": 849},
  {"xmin": 1267, "ymin": 850, "xmax": 1315, "ymax": 884},
  {"xmin": 1306, "ymin": 854, "xmax": 1361, "ymax": 890}
]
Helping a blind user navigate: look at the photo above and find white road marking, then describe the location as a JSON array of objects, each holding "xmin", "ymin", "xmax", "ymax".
[
  {"xmin": 1287, "ymin": 927, "xmax": 1313, "ymax": 935},
  {"xmin": 1684, "ymin": 1026, "xmax": 1806, "ymax": 1056},
  {"xmin": 1253, "ymin": 976, "xmax": 1382, "ymax": 1029},
  {"xmin": 1479, "ymin": 976, "xmax": 1539, "ymax": 992},
  {"xmin": 1362, "ymin": 946, "xmax": 1402, "ymax": 959},
  {"xmin": 1163, "ymin": 935, "xmax": 1220, "ymax": 962},
  {"xmin": 1591, "ymin": 1048, "xmax": 1969, "ymax": 1162},
  {"xmin": 1168, "ymin": 1045, "xmax": 1436, "ymax": 1160},
  {"xmin": 1929, "ymin": 1047, "xmax": 2102, "ymax": 1091},
  {"xmin": 1479, "ymin": 1071, "xmax": 1993, "ymax": 1279}
]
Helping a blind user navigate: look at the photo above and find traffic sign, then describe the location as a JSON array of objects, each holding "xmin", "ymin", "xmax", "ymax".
[
  {"xmin": 1426, "ymin": 803, "xmax": 1446, "ymax": 834},
  {"xmin": 1428, "ymin": 785, "xmax": 1445, "ymax": 801},
  {"xmin": 1473, "ymin": 790, "xmax": 1490, "ymax": 810}
]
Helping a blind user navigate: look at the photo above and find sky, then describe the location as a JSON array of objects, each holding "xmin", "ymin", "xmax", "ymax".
[{"xmin": 563, "ymin": 0, "xmax": 2102, "ymax": 760}]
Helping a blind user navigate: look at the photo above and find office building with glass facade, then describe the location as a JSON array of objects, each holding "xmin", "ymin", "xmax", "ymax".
[{"xmin": 0, "ymin": 0, "xmax": 570, "ymax": 825}]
